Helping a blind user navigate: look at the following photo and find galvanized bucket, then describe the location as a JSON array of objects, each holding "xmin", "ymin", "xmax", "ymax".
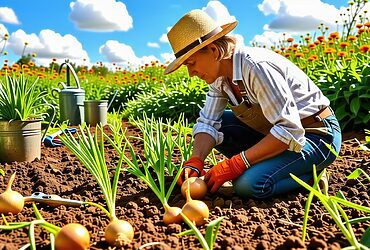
[
  {"xmin": 84, "ymin": 100, "xmax": 108, "ymax": 126},
  {"xmin": 0, "ymin": 120, "xmax": 41, "ymax": 163}
]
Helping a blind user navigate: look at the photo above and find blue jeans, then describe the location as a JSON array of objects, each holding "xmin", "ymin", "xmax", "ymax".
[{"xmin": 215, "ymin": 110, "xmax": 342, "ymax": 199}]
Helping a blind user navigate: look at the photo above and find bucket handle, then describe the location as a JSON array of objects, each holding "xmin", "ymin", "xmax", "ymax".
[{"xmin": 59, "ymin": 61, "xmax": 81, "ymax": 89}]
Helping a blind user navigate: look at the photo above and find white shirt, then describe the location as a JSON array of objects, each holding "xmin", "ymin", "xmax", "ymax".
[{"xmin": 193, "ymin": 45, "xmax": 330, "ymax": 152}]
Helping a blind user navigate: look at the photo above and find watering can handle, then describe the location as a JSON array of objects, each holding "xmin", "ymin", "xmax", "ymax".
[{"xmin": 59, "ymin": 61, "xmax": 81, "ymax": 89}]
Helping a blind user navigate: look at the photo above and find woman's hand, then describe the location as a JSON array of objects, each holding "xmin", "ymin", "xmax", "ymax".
[
  {"xmin": 177, "ymin": 156, "xmax": 205, "ymax": 185},
  {"xmin": 204, "ymin": 154, "xmax": 247, "ymax": 193}
]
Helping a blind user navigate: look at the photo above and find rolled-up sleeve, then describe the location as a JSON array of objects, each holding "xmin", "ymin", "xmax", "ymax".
[
  {"xmin": 244, "ymin": 61, "xmax": 306, "ymax": 152},
  {"xmin": 193, "ymin": 83, "xmax": 228, "ymax": 145}
]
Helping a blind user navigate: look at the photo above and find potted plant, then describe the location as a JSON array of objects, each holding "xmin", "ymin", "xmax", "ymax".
[{"xmin": 0, "ymin": 72, "xmax": 47, "ymax": 163}]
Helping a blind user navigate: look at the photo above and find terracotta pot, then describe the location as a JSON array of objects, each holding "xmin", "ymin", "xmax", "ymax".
[{"xmin": 0, "ymin": 120, "xmax": 41, "ymax": 163}]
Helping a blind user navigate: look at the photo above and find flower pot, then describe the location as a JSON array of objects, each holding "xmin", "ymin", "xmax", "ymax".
[
  {"xmin": 84, "ymin": 100, "xmax": 108, "ymax": 126},
  {"xmin": 0, "ymin": 120, "xmax": 41, "ymax": 163}
]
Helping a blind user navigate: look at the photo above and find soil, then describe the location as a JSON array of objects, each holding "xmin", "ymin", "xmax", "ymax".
[{"xmin": 0, "ymin": 121, "xmax": 369, "ymax": 250}]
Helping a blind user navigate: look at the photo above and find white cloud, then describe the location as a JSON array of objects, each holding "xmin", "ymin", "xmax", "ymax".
[
  {"xmin": 160, "ymin": 27, "xmax": 171, "ymax": 44},
  {"xmin": 7, "ymin": 29, "xmax": 89, "ymax": 64},
  {"xmin": 0, "ymin": 7, "xmax": 20, "ymax": 24},
  {"xmin": 250, "ymin": 31, "xmax": 293, "ymax": 48},
  {"xmin": 147, "ymin": 42, "xmax": 160, "ymax": 48},
  {"xmin": 160, "ymin": 52, "xmax": 175, "ymax": 65},
  {"xmin": 99, "ymin": 40, "xmax": 160, "ymax": 70},
  {"xmin": 202, "ymin": 1, "xmax": 236, "ymax": 26},
  {"xmin": 258, "ymin": 0, "xmax": 341, "ymax": 32},
  {"xmin": 69, "ymin": 0, "xmax": 133, "ymax": 32}
]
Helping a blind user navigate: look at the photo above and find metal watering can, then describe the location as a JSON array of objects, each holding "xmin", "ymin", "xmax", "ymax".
[{"xmin": 52, "ymin": 61, "xmax": 85, "ymax": 125}]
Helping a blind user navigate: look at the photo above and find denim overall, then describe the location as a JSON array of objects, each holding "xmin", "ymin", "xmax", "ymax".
[{"xmin": 215, "ymin": 80, "xmax": 342, "ymax": 199}]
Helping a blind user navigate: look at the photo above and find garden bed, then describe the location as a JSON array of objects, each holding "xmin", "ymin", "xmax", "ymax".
[{"xmin": 0, "ymin": 121, "xmax": 369, "ymax": 250}]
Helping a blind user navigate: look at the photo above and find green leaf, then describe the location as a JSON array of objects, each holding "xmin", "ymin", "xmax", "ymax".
[
  {"xmin": 361, "ymin": 226, "xmax": 370, "ymax": 247},
  {"xmin": 350, "ymin": 97, "xmax": 360, "ymax": 116}
]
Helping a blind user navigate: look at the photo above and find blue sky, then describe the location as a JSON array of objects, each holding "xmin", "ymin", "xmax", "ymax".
[{"xmin": 0, "ymin": 0, "xmax": 367, "ymax": 69}]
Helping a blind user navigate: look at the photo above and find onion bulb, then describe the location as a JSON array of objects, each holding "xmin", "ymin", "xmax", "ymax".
[
  {"xmin": 181, "ymin": 177, "xmax": 207, "ymax": 200},
  {"xmin": 181, "ymin": 174, "xmax": 209, "ymax": 226},
  {"xmin": 0, "ymin": 172, "xmax": 24, "ymax": 215},
  {"xmin": 105, "ymin": 218, "xmax": 134, "ymax": 247},
  {"xmin": 55, "ymin": 223, "xmax": 90, "ymax": 250},
  {"xmin": 163, "ymin": 204, "xmax": 182, "ymax": 225}
]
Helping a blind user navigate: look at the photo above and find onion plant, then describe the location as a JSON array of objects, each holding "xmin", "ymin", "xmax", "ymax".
[
  {"xmin": 178, "ymin": 215, "xmax": 224, "ymax": 250},
  {"xmin": 290, "ymin": 165, "xmax": 370, "ymax": 249},
  {"xmin": 60, "ymin": 124, "xmax": 134, "ymax": 246},
  {"xmin": 106, "ymin": 113, "xmax": 185, "ymax": 224},
  {"xmin": 0, "ymin": 203, "xmax": 90, "ymax": 250},
  {"xmin": 0, "ymin": 72, "xmax": 47, "ymax": 120}
]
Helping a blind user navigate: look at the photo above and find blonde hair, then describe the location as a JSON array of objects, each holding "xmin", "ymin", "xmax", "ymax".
[{"xmin": 201, "ymin": 35, "xmax": 236, "ymax": 60}]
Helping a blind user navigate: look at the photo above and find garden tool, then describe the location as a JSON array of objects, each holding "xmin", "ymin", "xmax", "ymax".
[
  {"xmin": 24, "ymin": 192, "xmax": 83, "ymax": 207},
  {"xmin": 43, "ymin": 128, "xmax": 77, "ymax": 147}
]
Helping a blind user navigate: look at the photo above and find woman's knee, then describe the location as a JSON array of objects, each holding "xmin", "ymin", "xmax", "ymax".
[{"xmin": 233, "ymin": 172, "xmax": 274, "ymax": 199}]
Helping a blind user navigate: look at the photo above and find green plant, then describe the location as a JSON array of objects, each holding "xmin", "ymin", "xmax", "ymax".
[
  {"xmin": 106, "ymin": 113, "xmax": 184, "ymax": 224},
  {"xmin": 317, "ymin": 61, "xmax": 370, "ymax": 130},
  {"xmin": 60, "ymin": 124, "xmax": 134, "ymax": 246},
  {"xmin": 0, "ymin": 72, "xmax": 47, "ymax": 120},
  {"xmin": 178, "ymin": 215, "xmax": 224, "ymax": 250},
  {"xmin": 122, "ymin": 77, "xmax": 207, "ymax": 122},
  {"xmin": 0, "ymin": 203, "xmax": 90, "ymax": 250},
  {"xmin": 291, "ymin": 165, "xmax": 370, "ymax": 249}
]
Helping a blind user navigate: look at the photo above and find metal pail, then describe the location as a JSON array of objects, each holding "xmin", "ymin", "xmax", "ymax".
[
  {"xmin": 84, "ymin": 100, "xmax": 108, "ymax": 126},
  {"xmin": 0, "ymin": 120, "xmax": 41, "ymax": 163}
]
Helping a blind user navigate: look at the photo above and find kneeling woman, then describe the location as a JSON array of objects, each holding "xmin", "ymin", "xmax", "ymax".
[{"xmin": 165, "ymin": 10, "xmax": 342, "ymax": 199}]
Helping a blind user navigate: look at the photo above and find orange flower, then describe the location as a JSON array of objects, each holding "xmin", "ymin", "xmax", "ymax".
[
  {"xmin": 364, "ymin": 22, "xmax": 370, "ymax": 28},
  {"xmin": 284, "ymin": 53, "xmax": 291, "ymax": 58},
  {"xmin": 295, "ymin": 53, "xmax": 304, "ymax": 58},
  {"xmin": 337, "ymin": 51, "xmax": 347, "ymax": 57},
  {"xmin": 324, "ymin": 48, "xmax": 336, "ymax": 54},
  {"xmin": 329, "ymin": 32, "xmax": 340, "ymax": 39},
  {"xmin": 317, "ymin": 35, "xmax": 325, "ymax": 42},
  {"xmin": 359, "ymin": 45, "xmax": 370, "ymax": 52},
  {"xmin": 286, "ymin": 37, "xmax": 294, "ymax": 42},
  {"xmin": 358, "ymin": 28, "xmax": 365, "ymax": 34},
  {"xmin": 348, "ymin": 36, "xmax": 357, "ymax": 41},
  {"xmin": 308, "ymin": 43, "xmax": 316, "ymax": 48},
  {"xmin": 339, "ymin": 42, "xmax": 350, "ymax": 48}
]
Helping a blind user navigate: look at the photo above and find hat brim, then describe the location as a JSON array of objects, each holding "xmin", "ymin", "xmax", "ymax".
[{"xmin": 164, "ymin": 21, "xmax": 238, "ymax": 75}]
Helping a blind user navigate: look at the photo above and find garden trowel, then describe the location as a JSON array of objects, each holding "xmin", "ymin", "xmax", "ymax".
[{"xmin": 24, "ymin": 192, "xmax": 83, "ymax": 207}]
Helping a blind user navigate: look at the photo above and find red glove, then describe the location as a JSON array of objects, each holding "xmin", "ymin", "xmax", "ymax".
[
  {"xmin": 177, "ymin": 156, "xmax": 205, "ymax": 185},
  {"xmin": 204, "ymin": 153, "xmax": 248, "ymax": 193}
]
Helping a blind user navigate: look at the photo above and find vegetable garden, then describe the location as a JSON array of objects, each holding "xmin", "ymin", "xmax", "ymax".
[{"xmin": 1, "ymin": 1, "xmax": 370, "ymax": 249}]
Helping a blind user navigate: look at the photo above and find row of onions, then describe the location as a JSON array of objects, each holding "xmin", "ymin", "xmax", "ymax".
[
  {"xmin": 0, "ymin": 113, "xmax": 224, "ymax": 249},
  {"xmin": 0, "ymin": 173, "xmax": 90, "ymax": 249}
]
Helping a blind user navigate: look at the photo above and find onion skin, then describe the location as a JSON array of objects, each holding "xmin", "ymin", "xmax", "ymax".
[
  {"xmin": 181, "ymin": 177, "xmax": 207, "ymax": 200},
  {"xmin": 55, "ymin": 223, "xmax": 90, "ymax": 250},
  {"xmin": 0, "ymin": 172, "xmax": 24, "ymax": 215},
  {"xmin": 182, "ymin": 200, "xmax": 209, "ymax": 226},
  {"xmin": 105, "ymin": 219, "xmax": 134, "ymax": 247},
  {"xmin": 163, "ymin": 206, "xmax": 182, "ymax": 225}
]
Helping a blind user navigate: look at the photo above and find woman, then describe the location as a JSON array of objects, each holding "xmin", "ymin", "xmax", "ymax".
[{"xmin": 164, "ymin": 9, "xmax": 342, "ymax": 198}]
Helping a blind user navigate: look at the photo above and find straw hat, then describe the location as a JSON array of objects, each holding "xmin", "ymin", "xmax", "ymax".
[{"xmin": 164, "ymin": 9, "xmax": 237, "ymax": 75}]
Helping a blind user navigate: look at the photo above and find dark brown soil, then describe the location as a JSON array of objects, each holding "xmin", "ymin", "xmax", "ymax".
[{"xmin": 0, "ymin": 121, "xmax": 369, "ymax": 250}]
